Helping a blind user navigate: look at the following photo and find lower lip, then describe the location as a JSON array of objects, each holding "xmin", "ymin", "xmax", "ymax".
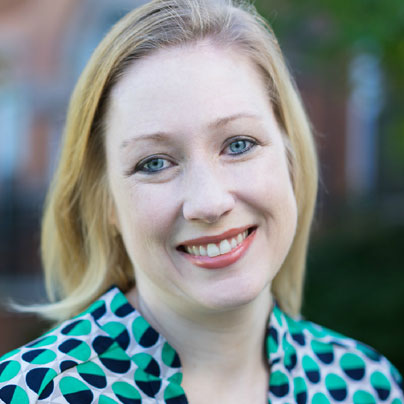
[{"xmin": 179, "ymin": 228, "xmax": 257, "ymax": 269}]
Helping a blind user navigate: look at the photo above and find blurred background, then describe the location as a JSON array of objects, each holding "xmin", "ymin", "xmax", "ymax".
[{"xmin": 0, "ymin": 0, "xmax": 403, "ymax": 373}]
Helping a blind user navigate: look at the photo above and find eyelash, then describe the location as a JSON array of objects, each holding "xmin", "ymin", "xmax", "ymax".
[
  {"xmin": 132, "ymin": 137, "xmax": 258, "ymax": 175},
  {"xmin": 224, "ymin": 137, "xmax": 256, "ymax": 156}
]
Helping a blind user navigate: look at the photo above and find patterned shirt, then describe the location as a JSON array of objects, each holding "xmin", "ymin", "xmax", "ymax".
[{"xmin": 0, "ymin": 286, "xmax": 402, "ymax": 404}]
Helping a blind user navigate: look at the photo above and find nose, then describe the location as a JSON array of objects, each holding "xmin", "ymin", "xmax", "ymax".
[{"xmin": 182, "ymin": 161, "xmax": 235, "ymax": 223}]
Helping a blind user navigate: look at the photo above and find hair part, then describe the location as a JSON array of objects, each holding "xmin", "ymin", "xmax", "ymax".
[{"xmin": 31, "ymin": 0, "xmax": 317, "ymax": 321}]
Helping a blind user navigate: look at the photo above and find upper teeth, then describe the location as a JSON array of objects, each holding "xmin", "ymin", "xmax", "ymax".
[{"xmin": 185, "ymin": 230, "xmax": 248, "ymax": 257}]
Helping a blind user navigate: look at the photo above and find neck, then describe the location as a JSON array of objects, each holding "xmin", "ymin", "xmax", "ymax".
[{"xmin": 126, "ymin": 283, "xmax": 272, "ymax": 401}]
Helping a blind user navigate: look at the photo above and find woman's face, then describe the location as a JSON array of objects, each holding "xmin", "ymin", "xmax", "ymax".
[{"xmin": 105, "ymin": 42, "xmax": 297, "ymax": 313}]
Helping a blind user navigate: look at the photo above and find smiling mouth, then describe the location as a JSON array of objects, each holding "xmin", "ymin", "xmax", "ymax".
[
  {"xmin": 177, "ymin": 226, "xmax": 257, "ymax": 269},
  {"xmin": 177, "ymin": 227, "xmax": 255, "ymax": 257}
]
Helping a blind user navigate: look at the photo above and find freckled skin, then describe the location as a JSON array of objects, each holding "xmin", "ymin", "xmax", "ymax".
[{"xmin": 105, "ymin": 42, "xmax": 297, "ymax": 314}]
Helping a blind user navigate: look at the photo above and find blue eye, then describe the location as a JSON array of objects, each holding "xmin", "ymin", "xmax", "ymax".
[
  {"xmin": 227, "ymin": 138, "xmax": 255, "ymax": 155},
  {"xmin": 139, "ymin": 157, "xmax": 170, "ymax": 173}
]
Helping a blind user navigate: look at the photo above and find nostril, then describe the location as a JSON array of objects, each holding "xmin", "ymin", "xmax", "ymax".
[{"xmin": 182, "ymin": 187, "xmax": 236, "ymax": 224}]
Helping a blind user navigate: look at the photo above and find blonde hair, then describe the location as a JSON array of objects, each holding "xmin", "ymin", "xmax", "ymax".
[{"xmin": 37, "ymin": 0, "xmax": 317, "ymax": 321}]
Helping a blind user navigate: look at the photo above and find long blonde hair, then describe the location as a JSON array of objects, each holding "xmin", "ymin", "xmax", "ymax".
[{"xmin": 38, "ymin": 0, "xmax": 317, "ymax": 321}]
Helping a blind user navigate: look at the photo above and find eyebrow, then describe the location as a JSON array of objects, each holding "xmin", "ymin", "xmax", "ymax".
[
  {"xmin": 120, "ymin": 133, "xmax": 168, "ymax": 150},
  {"xmin": 120, "ymin": 112, "xmax": 261, "ymax": 150},
  {"xmin": 207, "ymin": 112, "xmax": 260, "ymax": 129}
]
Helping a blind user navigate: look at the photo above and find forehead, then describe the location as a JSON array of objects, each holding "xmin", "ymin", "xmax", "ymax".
[{"xmin": 106, "ymin": 42, "xmax": 272, "ymax": 142}]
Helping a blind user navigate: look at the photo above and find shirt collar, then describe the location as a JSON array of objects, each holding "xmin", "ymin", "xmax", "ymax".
[
  {"xmin": 91, "ymin": 286, "xmax": 183, "ymax": 382},
  {"xmin": 92, "ymin": 286, "xmax": 296, "ymax": 381}
]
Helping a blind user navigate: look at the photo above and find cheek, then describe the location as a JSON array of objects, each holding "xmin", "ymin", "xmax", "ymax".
[
  {"xmin": 235, "ymin": 154, "xmax": 298, "ymax": 254},
  {"xmin": 117, "ymin": 183, "xmax": 178, "ymax": 252},
  {"xmin": 236, "ymin": 153, "xmax": 296, "ymax": 212}
]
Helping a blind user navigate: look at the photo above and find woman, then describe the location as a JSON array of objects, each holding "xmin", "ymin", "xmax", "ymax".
[{"xmin": 0, "ymin": 0, "xmax": 402, "ymax": 403}]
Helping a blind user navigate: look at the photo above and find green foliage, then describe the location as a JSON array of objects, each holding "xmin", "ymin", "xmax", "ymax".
[
  {"xmin": 304, "ymin": 221, "xmax": 404, "ymax": 375},
  {"xmin": 254, "ymin": 0, "xmax": 404, "ymax": 190},
  {"xmin": 255, "ymin": 0, "xmax": 404, "ymax": 54}
]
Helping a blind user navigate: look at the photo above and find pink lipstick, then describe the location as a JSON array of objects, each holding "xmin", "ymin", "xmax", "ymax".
[{"xmin": 177, "ymin": 226, "xmax": 257, "ymax": 269}]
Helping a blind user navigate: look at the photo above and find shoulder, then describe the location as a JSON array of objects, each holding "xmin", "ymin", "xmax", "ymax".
[
  {"xmin": 269, "ymin": 305, "xmax": 404, "ymax": 403},
  {"xmin": 0, "ymin": 293, "xmax": 126, "ymax": 403},
  {"xmin": 0, "ymin": 287, "xmax": 185, "ymax": 404}
]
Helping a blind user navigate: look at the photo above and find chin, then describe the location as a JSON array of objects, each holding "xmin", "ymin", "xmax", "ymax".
[{"xmin": 191, "ymin": 276, "xmax": 271, "ymax": 312}]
